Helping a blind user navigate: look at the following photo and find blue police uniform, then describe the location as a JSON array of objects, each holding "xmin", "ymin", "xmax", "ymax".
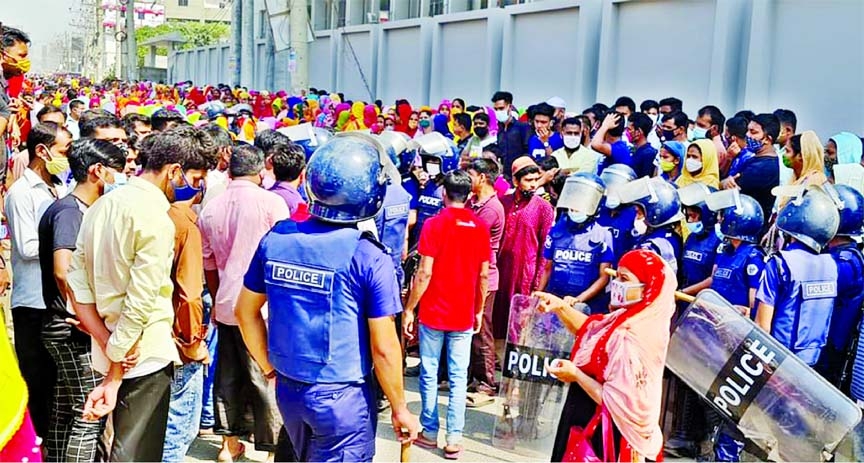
[
  {"xmin": 404, "ymin": 177, "xmax": 443, "ymax": 248},
  {"xmin": 597, "ymin": 205, "xmax": 637, "ymax": 263},
  {"xmin": 710, "ymin": 242, "xmax": 765, "ymax": 317},
  {"xmin": 243, "ymin": 219, "xmax": 402, "ymax": 461},
  {"xmin": 756, "ymin": 242, "xmax": 839, "ymax": 366},
  {"xmin": 817, "ymin": 243, "xmax": 864, "ymax": 385},
  {"xmin": 636, "ymin": 227, "xmax": 682, "ymax": 273},
  {"xmin": 681, "ymin": 231, "xmax": 721, "ymax": 288},
  {"xmin": 374, "ymin": 182, "xmax": 413, "ymax": 287},
  {"xmin": 542, "ymin": 217, "xmax": 615, "ymax": 314}
]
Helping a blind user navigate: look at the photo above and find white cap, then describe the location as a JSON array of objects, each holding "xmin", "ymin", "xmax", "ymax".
[{"xmin": 546, "ymin": 96, "xmax": 567, "ymax": 109}]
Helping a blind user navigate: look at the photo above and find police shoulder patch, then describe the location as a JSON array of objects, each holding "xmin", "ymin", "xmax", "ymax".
[
  {"xmin": 544, "ymin": 235, "xmax": 553, "ymax": 249},
  {"xmin": 746, "ymin": 263, "xmax": 759, "ymax": 276}
]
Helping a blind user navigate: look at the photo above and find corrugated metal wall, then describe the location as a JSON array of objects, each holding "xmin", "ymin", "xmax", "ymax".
[{"xmin": 169, "ymin": 0, "xmax": 864, "ymax": 138}]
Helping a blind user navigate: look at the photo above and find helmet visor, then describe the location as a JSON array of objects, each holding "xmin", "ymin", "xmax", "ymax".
[
  {"xmin": 558, "ymin": 176, "xmax": 604, "ymax": 215},
  {"xmin": 678, "ymin": 182, "xmax": 711, "ymax": 207}
]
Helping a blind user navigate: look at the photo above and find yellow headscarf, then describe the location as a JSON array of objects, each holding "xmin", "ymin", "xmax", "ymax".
[
  {"xmin": 676, "ymin": 139, "xmax": 720, "ymax": 189},
  {"xmin": 790, "ymin": 130, "xmax": 828, "ymax": 186},
  {"xmin": 0, "ymin": 313, "xmax": 28, "ymax": 448}
]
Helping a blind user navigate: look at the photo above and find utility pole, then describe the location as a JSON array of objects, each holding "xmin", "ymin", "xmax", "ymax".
[
  {"xmin": 126, "ymin": 0, "xmax": 138, "ymax": 80},
  {"xmin": 289, "ymin": 0, "xmax": 309, "ymax": 90}
]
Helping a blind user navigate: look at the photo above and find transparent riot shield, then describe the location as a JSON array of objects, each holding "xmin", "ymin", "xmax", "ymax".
[
  {"xmin": 492, "ymin": 294, "xmax": 578, "ymax": 458},
  {"xmin": 668, "ymin": 289, "xmax": 862, "ymax": 462}
]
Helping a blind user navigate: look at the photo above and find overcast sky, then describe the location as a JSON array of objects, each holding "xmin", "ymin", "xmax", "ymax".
[{"xmin": 2, "ymin": 0, "xmax": 74, "ymax": 55}]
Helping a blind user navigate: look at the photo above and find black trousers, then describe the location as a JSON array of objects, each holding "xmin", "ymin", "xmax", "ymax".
[
  {"xmin": 110, "ymin": 364, "xmax": 172, "ymax": 462},
  {"xmin": 214, "ymin": 323, "xmax": 282, "ymax": 452},
  {"xmin": 12, "ymin": 306, "xmax": 57, "ymax": 439}
]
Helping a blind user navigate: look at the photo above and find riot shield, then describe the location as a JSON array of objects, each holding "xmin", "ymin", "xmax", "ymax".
[
  {"xmin": 668, "ymin": 289, "xmax": 862, "ymax": 462},
  {"xmin": 492, "ymin": 294, "xmax": 578, "ymax": 457}
]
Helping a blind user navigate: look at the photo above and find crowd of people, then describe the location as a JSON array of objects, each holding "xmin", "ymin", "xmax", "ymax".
[{"xmin": 2, "ymin": 20, "xmax": 864, "ymax": 463}]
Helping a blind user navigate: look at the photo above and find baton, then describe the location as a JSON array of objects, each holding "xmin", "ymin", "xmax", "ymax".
[
  {"xmin": 603, "ymin": 268, "xmax": 696, "ymax": 303},
  {"xmin": 400, "ymin": 431, "xmax": 411, "ymax": 462}
]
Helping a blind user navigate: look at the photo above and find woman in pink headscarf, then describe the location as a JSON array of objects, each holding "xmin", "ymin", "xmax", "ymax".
[{"xmin": 534, "ymin": 249, "xmax": 676, "ymax": 462}]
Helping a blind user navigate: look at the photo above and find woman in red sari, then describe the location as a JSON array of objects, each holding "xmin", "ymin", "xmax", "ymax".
[{"xmin": 534, "ymin": 249, "xmax": 676, "ymax": 462}]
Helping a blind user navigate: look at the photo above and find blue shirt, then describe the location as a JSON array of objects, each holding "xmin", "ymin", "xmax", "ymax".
[
  {"xmin": 710, "ymin": 242, "xmax": 765, "ymax": 315},
  {"xmin": 631, "ymin": 143, "xmax": 658, "ymax": 179},
  {"xmin": 244, "ymin": 219, "xmax": 401, "ymax": 383},
  {"xmin": 598, "ymin": 140, "xmax": 633, "ymax": 174},
  {"xmin": 528, "ymin": 133, "xmax": 564, "ymax": 160},
  {"xmin": 727, "ymin": 149, "xmax": 754, "ymax": 177}
]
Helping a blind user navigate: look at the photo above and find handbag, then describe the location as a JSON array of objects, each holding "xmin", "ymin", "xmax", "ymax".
[{"xmin": 562, "ymin": 404, "xmax": 615, "ymax": 462}]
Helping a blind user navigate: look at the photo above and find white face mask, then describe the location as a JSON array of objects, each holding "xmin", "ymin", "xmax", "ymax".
[
  {"xmin": 685, "ymin": 158, "xmax": 703, "ymax": 173},
  {"xmin": 563, "ymin": 135, "xmax": 582, "ymax": 150},
  {"xmin": 691, "ymin": 126, "xmax": 708, "ymax": 140},
  {"xmin": 495, "ymin": 109, "xmax": 510, "ymax": 123},
  {"xmin": 633, "ymin": 217, "xmax": 648, "ymax": 236},
  {"xmin": 568, "ymin": 210, "xmax": 588, "ymax": 223},
  {"xmin": 647, "ymin": 114, "xmax": 659, "ymax": 125},
  {"xmin": 610, "ymin": 279, "xmax": 644, "ymax": 308}
]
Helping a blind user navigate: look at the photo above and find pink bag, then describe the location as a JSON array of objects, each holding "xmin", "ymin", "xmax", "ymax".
[{"xmin": 562, "ymin": 404, "xmax": 615, "ymax": 462}]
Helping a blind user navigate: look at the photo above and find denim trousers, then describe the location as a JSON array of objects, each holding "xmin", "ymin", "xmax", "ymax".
[
  {"xmin": 200, "ymin": 291, "xmax": 217, "ymax": 429},
  {"xmin": 162, "ymin": 362, "xmax": 204, "ymax": 462},
  {"xmin": 418, "ymin": 324, "xmax": 473, "ymax": 446}
]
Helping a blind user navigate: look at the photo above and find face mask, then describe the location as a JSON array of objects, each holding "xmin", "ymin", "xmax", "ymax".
[
  {"xmin": 171, "ymin": 170, "xmax": 204, "ymax": 202},
  {"xmin": 519, "ymin": 188, "xmax": 535, "ymax": 200},
  {"xmin": 42, "ymin": 149, "xmax": 70, "ymax": 176},
  {"xmin": 610, "ymin": 279, "xmax": 644, "ymax": 308},
  {"xmin": 104, "ymin": 172, "xmax": 127, "ymax": 194},
  {"xmin": 745, "ymin": 136, "xmax": 764, "ymax": 153},
  {"xmin": 659, "ymin": 159, "xmax": 677, "ymax": 173},
  {"xmin": 495, "ymin": 109, "xmax": 510, "ymax": 123},
  {"xmin": 714, "ymin": 222, "xmax": 725, "ymax": 241},
  {"xmin": 474, "ymin": 126, "xmax": 489, "ymax": 139},
  {"xmin": 3, "ymin": 55, "xmax": 31, "ymax": 74},
  {"xmin": 691, "ymin": 126, "xmax": 708, "ymax": 140},
  {"xmin": 782, "ymin": 154, "xmax": 794, "ymax": 169},
  {"xmin": 568, "ymin": 211, "xmax": 588, "ymax": 224},
  {"xmin": 605, "ymin": 195, "xmax": 620, "ymax": 209},
  {"xmin": 685, "ymin": 158, "xmax": 703, "ymax": 173},
  {"xmin": 563, "ymin": 135, "xmax": 582, "ymax": 150},
  {"xmin": 686, "ymin": 221, "xmax": 704, "ymax": 235},
  {"xmin": 647, "ymin": 114, "xmax": 658, "ymax": 125},
  {"xmin": 633, "ymin": 217, "xmax": 648, "ymax": 236},
  {"xmin": 662, "ymin": 129, "xmax": 677, "ymax": 141},
  {"xmin": 419, "ymin": 119, "xmax": 430, "ymax": 129}
]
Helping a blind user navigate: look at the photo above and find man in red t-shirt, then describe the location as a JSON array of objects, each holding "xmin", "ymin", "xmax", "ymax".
[{"xmin": 403, "ymin": 170, "xmax": 490, "ymax": 459}]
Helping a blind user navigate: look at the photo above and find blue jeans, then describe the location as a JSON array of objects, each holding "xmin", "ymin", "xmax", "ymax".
[
  {"xmin": 162, "ymin": 362, "xmax": 204, "ymax": 462},
  {"xmin": 276, "ymin": 377, "xmax": 376, "ymax": 462},
  {"xmin": 200, "ymin": 290, "xmax": 217, "ymax": 429},
  {"xmin": 418, "ymin": 324, "xmax": 473, "ymax": 446}
]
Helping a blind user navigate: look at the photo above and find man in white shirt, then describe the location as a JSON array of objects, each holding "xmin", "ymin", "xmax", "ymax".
[
  {"xmin": 65, "ymin": 99, "xmax": 85, "ymax": 139},
  {"xmin": 4, "ymin": 122, "xmax": 70, "ymax": 437}
]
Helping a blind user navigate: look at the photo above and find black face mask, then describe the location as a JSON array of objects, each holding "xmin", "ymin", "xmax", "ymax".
[
  {"xmin": 474, "ymin": 127, "xmax": 489, "ymax": 139},
  {"xmin": 519, "ymin": 188, "xmax": 535, "ymax": 200}
]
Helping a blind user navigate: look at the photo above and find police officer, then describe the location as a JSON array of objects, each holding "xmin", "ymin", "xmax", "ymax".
[
  {"xmin": 755, "ymin": 185, "xmax": 840, "ymax": 366},
  {"xmin": 597, "ymin": 163, "xmax": 638, "ymax": 263},
  {"xmin": 404, "ymin": 132, "xmax": 460, "ymax": 248},
  {"xmin": 704, "ymin": 190, "xmax": 768, "ymax": 461},
  {"xmin": 678, "ymin": 183, "xmax": 721, "ymax": 297},
  {"xmin": 538, "ymin": 173, "xmax": 615, "ymax": 315},
  {"xmin": 233, "ymin": 136, "xmax": 420, "ymax": 462},
  {"xmin": 818, "ymin": 184, "xmax": 864, "ymax": 388},
  {"xmin": 618, "ymin": 177, "xmax": 684, "ymax": 271}
]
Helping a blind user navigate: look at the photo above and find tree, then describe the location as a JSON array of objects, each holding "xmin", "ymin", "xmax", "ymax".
[{"xmin": 135, "ymin": 20, "xmax": 230, "ymax": 67}]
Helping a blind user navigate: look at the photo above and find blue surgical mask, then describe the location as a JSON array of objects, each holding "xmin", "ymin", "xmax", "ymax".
[
  {"xmin": 691, "ymin": 126, "xmax": 708, "ymax": 140},
  {"xmin": 568, "ymin": 211, "xmax": 588, "ymax": 224},
  {"xmin": 104, "ymin": 172, "xmax": 127, "ymax": 194},
  {"xmin": 171, "ymin": 171, "xmax": 204, "ymax": 202},
  {"xmin": 745, "ymin": 136, "xmax": 764, "ymax": 153},
  {"xmin": 714, "ymin": 222, "xmax": 725, "ymax": 241},
  {"xmin": 686, "ymin": 221, "xmax": 704, "ymax": 235}
]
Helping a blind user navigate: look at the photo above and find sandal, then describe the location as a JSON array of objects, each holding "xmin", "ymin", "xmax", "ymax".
[
  {"xmin": 444, "ymin": 444, "xmax": 464, "ymax": 460},
  {"xmin": 217, "ymin": 442, "xmax": 246, "ymax": 462},
  {"xmin": 413, "ymin": 433, "xmax": 438, "ymax": 450},
  {"xmin": 466, "ymin": 392, "xmax": 494, "ymax": 408}
]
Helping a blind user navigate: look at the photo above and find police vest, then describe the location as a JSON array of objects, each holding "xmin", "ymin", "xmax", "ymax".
[
  {"xmin": 597, "ymin": 206, "xmax": 637, "ymax": 262},
  {"xmin": 711, "ymin": 242, "xmax": 764, "ymax": 310},
  {"xmin": 638, "ymin": 228, "xmax": 682, "ymax": 273},
  {"xmin": 546, "ymin": 220, "xmax": 609, "ymax": 312},
  {"xmin": 259, "ymin": 220, "xmax": 380, "ymax": 383},
  {"xmin": 827, "ymin": 244, "xmax": 864, "ymax": 352},
  {"xmin": 681, "ymin": 231, "xmax": 721, "ymax": 288},
  {"xmin": 374, "ymin": 182, "xmax": 411, "ymax": 287},
  {"xmin": 411, "ymin": 183, "xmax": 443, "ymax": 242},
  {"xmin": 771, "ymin": 248, "xmax": 839, "ymax": 366}
]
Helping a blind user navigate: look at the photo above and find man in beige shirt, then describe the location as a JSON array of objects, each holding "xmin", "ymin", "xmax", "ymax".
[
  {"xmin": 552, "ymin": 117, "xmax": 599, "ymax": 175},
  {"xmin": 68, "ymin": 126, "xmax": 219, "ymax": 462}
]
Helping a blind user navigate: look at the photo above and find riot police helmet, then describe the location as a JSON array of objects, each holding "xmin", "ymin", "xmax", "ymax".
[
  {"xmin": 600, "ymin": 164, "xmax": 637, "ymax": 209},
  {"xmin": 776, "ymin": 186, "xmax": 841, "ymax": 252},
  {"xmin": 834, "ymin": 184, "xmax": 864, "ymax": 238},
  {"xmin": 617, "ymin": 177, "xmax": 685, "ymax": 228},
  {"xmin": 706, "ymin": 189, "xmax": 764, "ymax": 243},
  {"xmin": 305, "ymin": 135, "xmax": 387, "ymax": 223},
  {"xmin": 410, "ymin": 132, "xmax": 460, "ymax": 176},
  {"xmin": 678, "ymin": 182, "xmax": 718, "ymax": 229},
  {"xmin": 557, "ymin": 173, "xmax": 606, "ymax": 217}
]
